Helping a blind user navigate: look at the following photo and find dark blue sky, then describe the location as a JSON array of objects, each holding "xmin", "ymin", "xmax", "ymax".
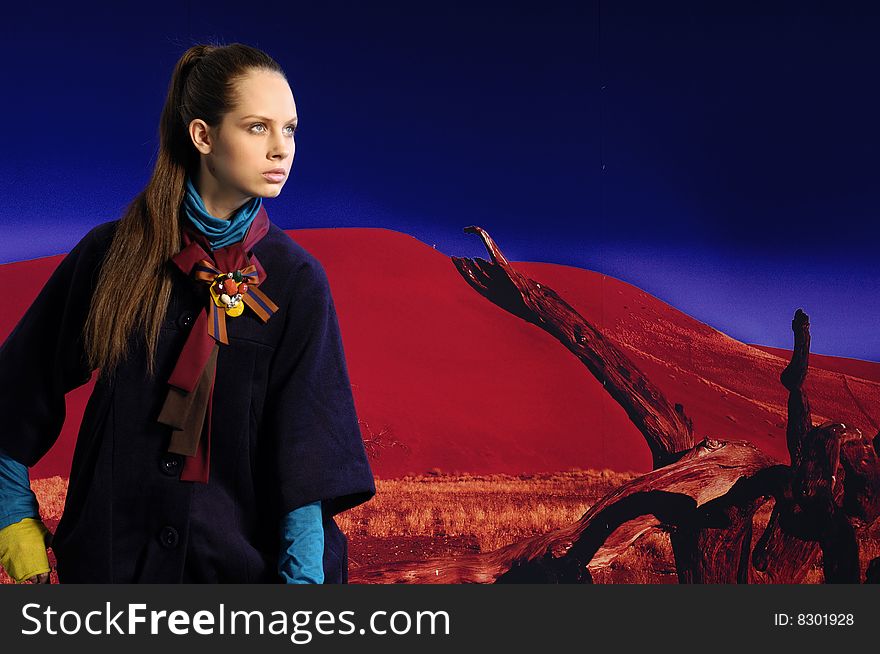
[{"xmin": 1, "ymin": 1, "xmax": 877, "ymax": 361}]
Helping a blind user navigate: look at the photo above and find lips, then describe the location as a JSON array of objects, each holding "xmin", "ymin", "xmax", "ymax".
[{"xmin": 262, "ymin": 171, "xmax": 286, "ymax": 183}]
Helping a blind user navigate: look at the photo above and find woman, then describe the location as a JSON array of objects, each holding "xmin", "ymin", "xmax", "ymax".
[{"xmin": 0, "ymin": 43, "xmax": 375, "ymax": 583}]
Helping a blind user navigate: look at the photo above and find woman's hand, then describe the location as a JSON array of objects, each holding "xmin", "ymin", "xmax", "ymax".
[{"xmin": 23, "ymin": 571, "xmax": 51, "ymax": 584}]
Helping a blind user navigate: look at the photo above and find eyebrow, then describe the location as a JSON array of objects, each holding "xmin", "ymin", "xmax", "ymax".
[{"xmin": 241, "ymin": 114, "xmax": 298, "ymax": 125}]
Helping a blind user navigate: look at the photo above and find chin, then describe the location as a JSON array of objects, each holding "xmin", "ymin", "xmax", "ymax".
[{"xmin": 258, "ymin": 183, "xmax": 285, "ymax": 198}]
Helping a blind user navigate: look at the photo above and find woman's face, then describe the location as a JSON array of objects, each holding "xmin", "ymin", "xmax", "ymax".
[{"xmin": 189, "ymin": 68, "xmax": 297, "ymax": 217}]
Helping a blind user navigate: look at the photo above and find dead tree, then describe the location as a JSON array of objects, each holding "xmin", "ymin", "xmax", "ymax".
[
  {"xmin": 449, "ymin": 226, "xmax": 776, "ymax": 583},
  {"xmin": 748, "ymin": 309, "xmax": 822, "ymax": 582},
  {"xmin": 752, "ymin": 311, "xmax": 880, "ymax": 582},
  {"xmin": 351, "ymin": 228, "xmax": 879, "ymax": 583},
  {"xmin": 451, "ymin": 226, "xmax": 693, "ymax": 468}
]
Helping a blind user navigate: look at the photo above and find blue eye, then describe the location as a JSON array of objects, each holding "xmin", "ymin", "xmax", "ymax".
[{"xmin": 249, "ymin": 123, "xmax": 296, "ymax": 135}]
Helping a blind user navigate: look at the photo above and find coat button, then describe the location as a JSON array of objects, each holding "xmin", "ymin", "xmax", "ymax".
[
  {"xmin": 177, "ymin": 311, "xmax": 195, "ymax": 329},
  {"xmin": 159, "ymin": 454, "xmax": 182, "ymax": 476},
  {"xmin": 159, "ymin": 526, "xmax": 179, "ymax": 548}
]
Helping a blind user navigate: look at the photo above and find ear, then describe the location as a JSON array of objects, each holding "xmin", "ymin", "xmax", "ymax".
[{"xmin": 189, "ymin": 119, "xmax": 213, "ymax": 155}]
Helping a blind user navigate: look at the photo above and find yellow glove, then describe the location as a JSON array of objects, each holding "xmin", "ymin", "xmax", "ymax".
[{"xmin": 0, "ymin": 517, "xmax": 53, "ymax": 583}]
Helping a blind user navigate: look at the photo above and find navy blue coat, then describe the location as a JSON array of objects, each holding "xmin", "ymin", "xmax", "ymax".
[{"xmin": 0, "ymin": 218, "xmax": 376, "ymax": 583}]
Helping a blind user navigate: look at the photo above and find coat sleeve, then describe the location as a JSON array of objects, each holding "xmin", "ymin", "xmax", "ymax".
[
  {"xmin": 263, "ymin": 258, "xmax": 376, "ymax": 520},
  {"xmin": 0, "ymin": 224, "xmax": 109, "ymax": 467}
]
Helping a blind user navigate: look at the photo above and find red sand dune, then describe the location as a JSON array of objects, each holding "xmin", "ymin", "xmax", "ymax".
[
  {"xmin": 3, "ymin": 227, "xmax": 879, "ymax": 481},
  {"xmin": 749, "ymin": 344, "xmax": 880, "ymax": 385}
]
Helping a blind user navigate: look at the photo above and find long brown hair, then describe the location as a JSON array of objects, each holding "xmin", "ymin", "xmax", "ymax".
[{"xmin": 84, "ymin": 42, "xmax": 285, "ymax": 380}]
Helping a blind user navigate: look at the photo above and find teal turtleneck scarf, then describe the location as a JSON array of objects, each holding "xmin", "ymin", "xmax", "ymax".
[{"xmin": 183, "ymin": 176, "xmax": 262, "ymax": 251}]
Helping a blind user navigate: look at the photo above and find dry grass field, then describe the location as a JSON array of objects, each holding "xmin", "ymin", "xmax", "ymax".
[
  {"xmin": 339, "ymin": 470, "xmax": 878, "ymax": 583},
  {"xmin": 3, "ymin": 471, "xmax": 878, "ymax": 584}
]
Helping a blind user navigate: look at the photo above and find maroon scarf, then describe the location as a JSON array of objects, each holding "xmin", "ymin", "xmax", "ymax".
[{"xmin": 157, "ymin": 205, "xmax": 278, "ymax": 482}]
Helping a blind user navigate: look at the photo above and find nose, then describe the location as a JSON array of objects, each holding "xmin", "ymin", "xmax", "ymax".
[{"xmin": 269, "ymin": 131, "xmax": 292, "ymax": 161}]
